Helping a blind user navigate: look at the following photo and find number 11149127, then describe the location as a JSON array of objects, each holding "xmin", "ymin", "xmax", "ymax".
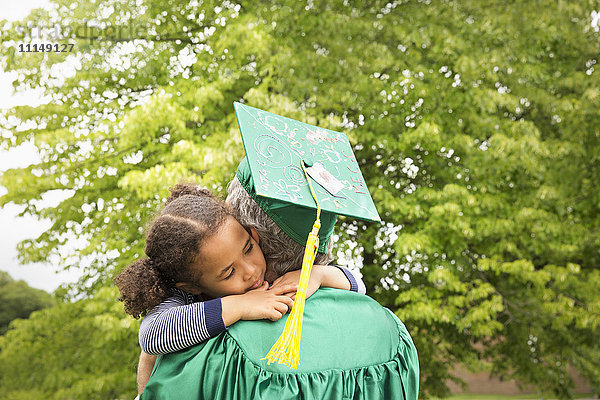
[{"xmin": 18, "ymin": 43, "xmax": 75, "ymax": 52}]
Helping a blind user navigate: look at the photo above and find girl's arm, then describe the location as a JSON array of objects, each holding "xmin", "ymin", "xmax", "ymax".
[
  {"xmin": 269, "ymin": 265, "xmax": 367, "ymax": 299},
  {"xmin": 138, "ymin": 289, "xmax": 226, "ymax": 355},
  {"xmin": 331, "ymin": 265, "xmax": 367, "ymax": 294},
  {"xmin": 139, "ymin": 285, "xmax": 295, "ymax": 355}
]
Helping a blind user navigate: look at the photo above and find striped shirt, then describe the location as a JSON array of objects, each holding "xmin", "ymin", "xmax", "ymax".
[{"xmin": 139, "ymin": 265, "xmax": 366, "ymax": 355}]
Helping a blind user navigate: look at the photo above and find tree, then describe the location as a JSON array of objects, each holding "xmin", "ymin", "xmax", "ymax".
[
  {"xmin": 0, "ymin": 0, "xmax": 598, "ymax": 398},
  {"xmin": 0, "ymin": 271, "xmax": 54, "ymax": 334},
  {"xmin": 0, "ymin": 286, "xmax": 139, "ymax": 400}
]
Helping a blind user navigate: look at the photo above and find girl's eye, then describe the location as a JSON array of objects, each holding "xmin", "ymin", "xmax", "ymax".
[
  {"xmin": 224, "ymin": 268, "xmax": 235, "ymax": 280},
  {"xmin": 245, "ymin": 243, "xmax": 254, "ymax": 255}
]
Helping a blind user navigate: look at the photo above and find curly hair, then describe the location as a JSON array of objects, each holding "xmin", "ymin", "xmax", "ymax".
[
  {"xmin": 226, "ymin": 176, "xmax": 333, "ymax": 282},
  {"xmin": 114, "ymin": 183, "xmax": 233, "ymax": 318}
]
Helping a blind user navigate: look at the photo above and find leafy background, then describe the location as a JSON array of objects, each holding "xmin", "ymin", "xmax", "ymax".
[{"xmin": 0, "ymin": 1, "xmax": 599, "ymax": 399}]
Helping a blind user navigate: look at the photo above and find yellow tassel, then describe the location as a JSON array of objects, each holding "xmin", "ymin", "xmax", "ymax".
[{"xmin": 262, "ymin": 162, "xmax": 321, "ymax": 369}]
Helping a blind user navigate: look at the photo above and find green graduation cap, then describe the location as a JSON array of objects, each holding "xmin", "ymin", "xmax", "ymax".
[
  {"xmin": 233, "ymin": 102, "xmax": 381, "ymax": 369},
  {"xmin": 233, "ymin": 101, "xmax": 380, "ymax": 227},
  {"xmin": 236, "ymin": 157, "xmax": 338, "ymax": 253}
]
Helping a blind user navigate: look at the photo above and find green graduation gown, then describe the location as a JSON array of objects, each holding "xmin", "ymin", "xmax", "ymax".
[{"xmin": 141, "ymin": 288, "xmax": 419, "ymax": 400}]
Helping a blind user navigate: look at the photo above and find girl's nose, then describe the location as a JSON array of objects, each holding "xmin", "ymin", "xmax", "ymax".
[{"xmin": 241, "ymin": 262, "xmax": 257, "ymax": 280}]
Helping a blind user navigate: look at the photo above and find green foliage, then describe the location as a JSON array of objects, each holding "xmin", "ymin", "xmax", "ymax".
[
  {"xmin": 0, "ymin": 287, "xmax": 140, "ymax": 400},
  {"xmin": 0, "ymin": 0, "xmax": 599, "ymax": 398},
  {"xmin": 0, "ymin": 271, "xmax": 54, "ymax": 334}
]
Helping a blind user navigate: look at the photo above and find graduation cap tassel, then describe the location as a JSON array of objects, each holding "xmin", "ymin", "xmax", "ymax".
[{"xmin": 262, "ymin": 163, "xmax": 321, "ymax": 369}]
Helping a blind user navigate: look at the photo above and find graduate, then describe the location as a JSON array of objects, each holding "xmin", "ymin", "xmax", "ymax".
[{"xmin": 139, "ymin": 103, "xmax": 420, "ymax": 399}]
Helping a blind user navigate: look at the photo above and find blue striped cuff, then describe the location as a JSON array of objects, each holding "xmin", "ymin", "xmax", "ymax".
[
  {"xmin": 335, "ymin": 265, "xmax": 358, "ymax": 292},
  {"xmin": 204, "ymin": 298, "xmax": 227, "ymax": 336}
]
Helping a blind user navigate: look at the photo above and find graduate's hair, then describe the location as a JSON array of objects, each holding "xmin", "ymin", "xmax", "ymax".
[
  {"xmin": 226, "ymin": 176, "xmax": 333, "ymax": 281},
  {"xmin": 114, "ymin": 183, "xmax": 234, "ymax": 319}
]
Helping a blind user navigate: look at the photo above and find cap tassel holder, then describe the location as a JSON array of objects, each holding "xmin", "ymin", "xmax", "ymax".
[{"xmin": 262, "ymin": 163, "xmax": 321, "ymax": 369}]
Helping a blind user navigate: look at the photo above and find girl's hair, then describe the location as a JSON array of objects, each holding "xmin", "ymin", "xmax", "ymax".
[
  {"xmin": 114, "ymin": 183, "xmax": 233, "ymax": 318},
  {"xmin": 226, "ymin": 176, "xmax": 333, "ymax": 280}
]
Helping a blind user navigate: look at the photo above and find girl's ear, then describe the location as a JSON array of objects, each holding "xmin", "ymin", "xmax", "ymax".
[
  {"xmin": 175, "ymin": 281, "xmax": 203, "ymax": 295},
  {"xmin": 249, "ymin": 227, "xmax": 260, "ymax": 245}
]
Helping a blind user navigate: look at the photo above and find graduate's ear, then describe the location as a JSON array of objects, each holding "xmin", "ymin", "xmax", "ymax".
[
  {"xmin": 175, "ymin": 282, "xmax": 202, "ymax": 295},
  {"xmin": 249, "ymin": 227, "xmax": 260, "ymax": 245}
]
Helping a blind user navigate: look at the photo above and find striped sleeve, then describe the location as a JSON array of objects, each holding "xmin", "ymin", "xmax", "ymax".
[
  {"xmin": 138, "ymin": 290, "xmax": 226, "ymax": 355},
  {"xmin": 334, "ymin": 265, "xmax": 367, "ymax": 294}
]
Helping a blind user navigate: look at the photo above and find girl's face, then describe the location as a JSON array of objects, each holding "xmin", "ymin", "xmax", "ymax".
[{"xmin": 177, "ymin": 215, "xmax": 267, "ymax": 299}]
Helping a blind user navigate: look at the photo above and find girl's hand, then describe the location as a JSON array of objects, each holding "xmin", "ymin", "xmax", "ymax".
[
  {"xmin": 269, "ymin": 266, "xmax": 326, "ymax": 301},
  {"xmin": 222, "ymin": 282, "xmax": 296, "ymax": 326}
]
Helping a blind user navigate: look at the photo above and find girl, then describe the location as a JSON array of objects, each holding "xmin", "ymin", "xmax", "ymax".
[{"xmin": 115, "ymin": 183, "xmax": 365, "ymax": 356}]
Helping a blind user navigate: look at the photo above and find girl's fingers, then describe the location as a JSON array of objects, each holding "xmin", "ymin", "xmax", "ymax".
[
  {"xmin": 269, "ymin": 278, "xmax": 286, "ymax": 290},
  {"xmin": 282, "ymin": 291, "xmax": 296, "ymax": 300},
  {"xmin": 249, "ymin": 282, "xmax": 269, "ymax": 292},
  {"xmin": 269, "ymin": 309, "xmax": 283, "ymax": 321},
  {"xmin": 274, "ymin": 302, "xmax": 288, "ymax": 315},
  {"xmin": 269, "ymin": 283, "xmax": 298, "ymax": 295},
  {"xmin": 278, "ymin": 295, "xmax": 294, "ymax": 310}
]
